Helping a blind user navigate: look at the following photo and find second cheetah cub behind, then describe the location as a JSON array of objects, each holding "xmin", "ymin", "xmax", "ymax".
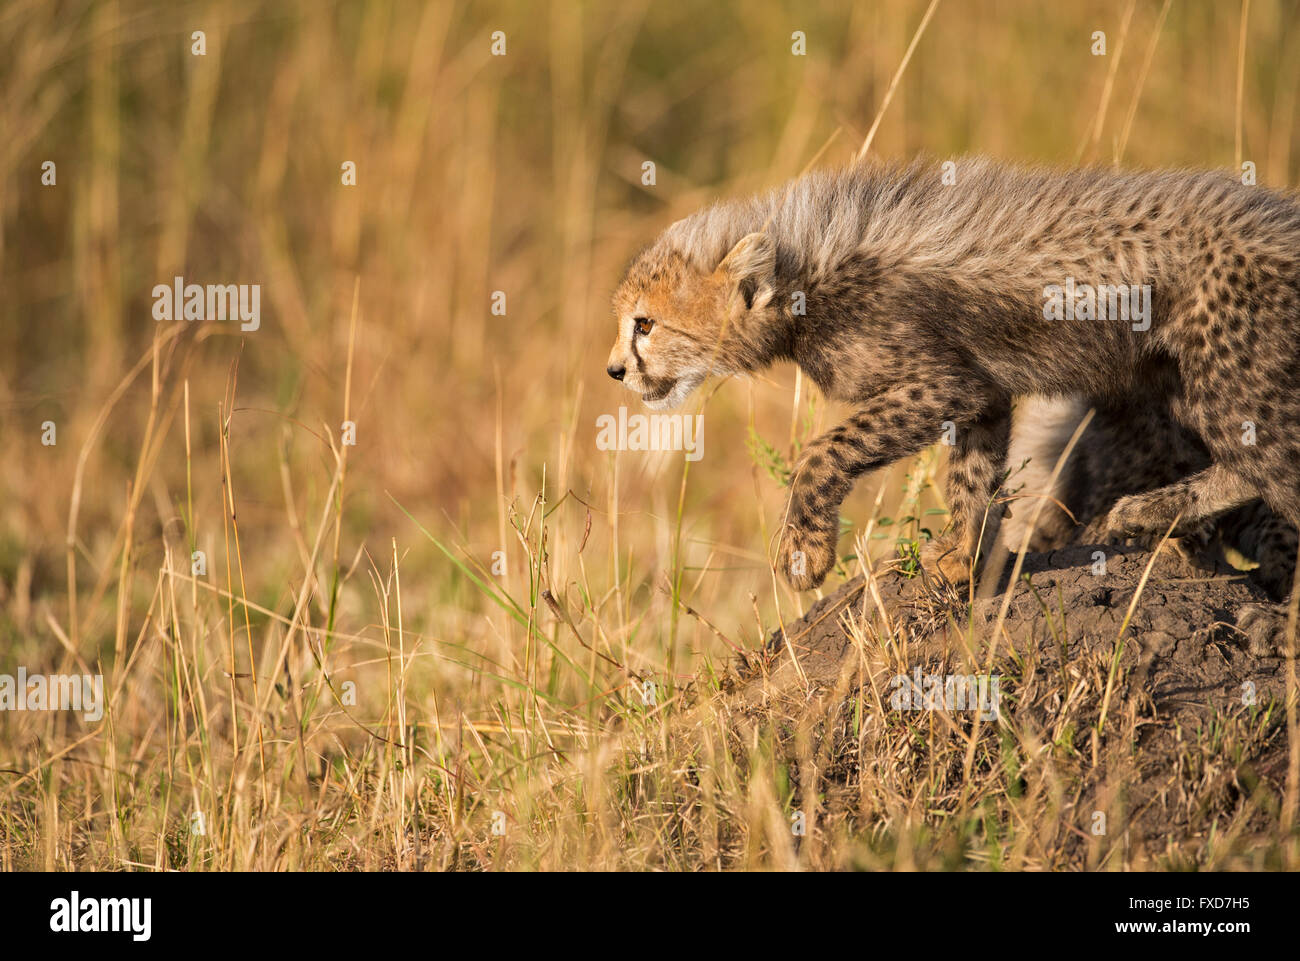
[{"xmin": 606, "ymin": 157, "xmax": 1300, "ymax": 595}]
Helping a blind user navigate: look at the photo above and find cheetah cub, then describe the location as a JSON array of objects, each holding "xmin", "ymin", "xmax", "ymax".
[{"xmin": 606, "ymin": 157, "xmax": 1300, "ymax": 597}]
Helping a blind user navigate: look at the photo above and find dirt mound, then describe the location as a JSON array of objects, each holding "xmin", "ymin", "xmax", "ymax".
[
  {"xmin": 731, "ymin": 544, "xmax": 1297, "ymax": 866},
  {"xmin": 759, "ymin": 545, "xmax": 1291, "ymax": 719}
]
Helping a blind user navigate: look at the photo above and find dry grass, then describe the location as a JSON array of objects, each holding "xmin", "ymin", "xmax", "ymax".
[{"xmin": 2, "ymin": 0, "xmax": 1299, "ymax": 870}]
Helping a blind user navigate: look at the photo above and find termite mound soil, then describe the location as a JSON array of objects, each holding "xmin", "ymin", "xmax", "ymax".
[{"xmin": 732, "ymin": 544, "xmax": 1296, "ymax": 865}]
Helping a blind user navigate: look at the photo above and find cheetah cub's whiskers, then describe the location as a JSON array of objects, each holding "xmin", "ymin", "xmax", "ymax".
[{"xmin": 607, "ymin": 156, "xmax": 1300, "ymax": 643}]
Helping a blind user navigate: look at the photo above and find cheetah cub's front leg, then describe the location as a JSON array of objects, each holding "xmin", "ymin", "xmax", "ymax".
[
  {"xmin": 919, "ymin": 405, "xmax": 1010, "ymax": 586},
  {"xmin": 776, "ymin": 384, "xmax": 1008, "ymax": 591},
  {"xmin": 777, "ymin": 438, "xmax": 856, "ymax": 592}
]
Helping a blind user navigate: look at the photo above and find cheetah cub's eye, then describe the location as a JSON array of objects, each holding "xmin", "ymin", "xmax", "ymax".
[{"xmin": 634, "ymin": 317, "xmax": 654, "ymax": 336}]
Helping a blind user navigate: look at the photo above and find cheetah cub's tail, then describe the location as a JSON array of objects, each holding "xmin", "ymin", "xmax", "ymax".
[{"xmin": 1001, "ymin": 395, "xmax": 1087, "ymax": 554}]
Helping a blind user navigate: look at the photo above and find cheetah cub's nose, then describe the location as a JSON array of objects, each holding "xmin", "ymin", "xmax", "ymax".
[{"xmin": 607, "ymin": 364, "xmax": 626, "ymax": 381}]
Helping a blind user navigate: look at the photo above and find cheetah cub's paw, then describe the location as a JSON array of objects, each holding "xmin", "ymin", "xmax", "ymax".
[
  {"xmin": 1094, "ymin": 493, "xmax": 1153, "ymax": 542},
  {"xmin": 920, "ymin": 534, "xmax": 975, "ymax": 587},
  {"xmin": 778, "ymin": 522, "xmax": 838, "ymax": 590},
  {"xmin": 1237, "ymin": 602, "xmax": 1292, "ymax": 657}
]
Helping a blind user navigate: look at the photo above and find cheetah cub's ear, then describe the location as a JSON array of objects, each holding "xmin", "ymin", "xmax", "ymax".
[{"xmin": 717, "ymin": 232, "xmax": 775, "ymax": 313}]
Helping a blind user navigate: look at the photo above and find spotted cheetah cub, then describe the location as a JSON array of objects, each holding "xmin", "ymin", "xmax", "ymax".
[{"xmin": 606, "ymin": 157, "xmax": 1300, "ymax": 595}]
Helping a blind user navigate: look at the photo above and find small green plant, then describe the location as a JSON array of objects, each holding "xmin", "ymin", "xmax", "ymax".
[{"xmin": 746, "ymin": 424, "xmax": 792, "ymax": 487}]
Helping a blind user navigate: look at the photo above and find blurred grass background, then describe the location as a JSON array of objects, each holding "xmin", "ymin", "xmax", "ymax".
[{"xmin": 2, "ymin": 0, "xmax": 1299, "ymax": 869}]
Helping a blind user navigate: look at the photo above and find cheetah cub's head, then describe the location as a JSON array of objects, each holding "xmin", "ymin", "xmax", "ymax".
[{"xmin": 607, "ymin": 231, "xmax": 777, "ymax": 410}]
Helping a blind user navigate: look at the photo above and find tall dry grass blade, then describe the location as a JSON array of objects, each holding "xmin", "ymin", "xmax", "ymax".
[{"xmin": 856, "ymin": 0, "xmax": 943, "ymax": 161}]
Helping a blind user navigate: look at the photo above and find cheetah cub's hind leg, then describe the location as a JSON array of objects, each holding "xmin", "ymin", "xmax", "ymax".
[
  {"xmin": 1095, "ymin": 463, "xmax": 1257, "ymax": 542},
  {"xmin": 1097, "ymin": 466, "xmax": 1300, "ymax": 655},
  {"xmin": 1093, "ymin": 464, "xmax": 1263, "ymax": 577}
]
